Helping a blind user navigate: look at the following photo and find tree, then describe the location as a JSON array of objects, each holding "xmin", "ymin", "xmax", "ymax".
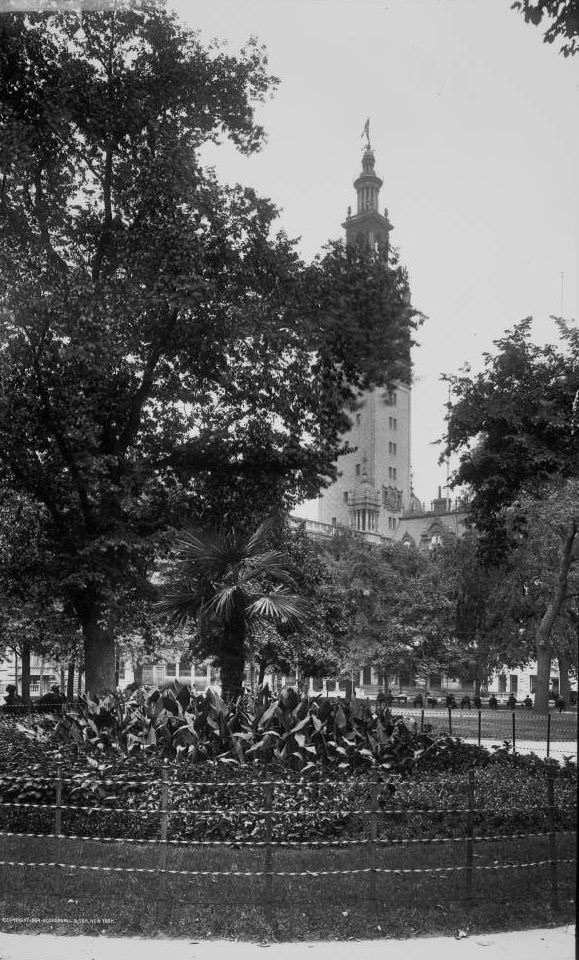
[
  {"xmin": 512, "ymin": 0, "xmax": 579, "ymax": 56},
  {"xmin": 157, "ymin": 517, "xmax": 311, "ymax": 699},
  {"xmin": 246, "ymin": 521, "xmax": 351, "ymax": 689},
  {"xmin": 0, "ymin": 6, "xmax": 418, "ymax": 694},
  {"xmin": 444, "ymin": 321, "xmax": 579, "ymax": 711},
  {"xmin": 0, "ymin": 490, "xmax": 76, "ymax": 703}
]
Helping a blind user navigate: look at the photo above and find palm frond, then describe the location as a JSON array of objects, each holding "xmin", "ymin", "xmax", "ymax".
[
  {"xmin": 244, "ymin": 516, "xmax": 277, "ymax": 558},
  {"xmin": 246, "ymin": 586, "xmax": 311, "ymax": 629},
  {"xmin": 155, "ymin": 585, "xmax": 202, "ymax": 627},
  {"xmin": 241, "ymin": 550, "xmax": 296, "ymax": 586},
  {"xmin": 203, "ymin": 584, "xmax": 245, "ymax": 624},
  {"xmin": 174, "ymin": 527, "xmax": 243, "ymax": 576}
]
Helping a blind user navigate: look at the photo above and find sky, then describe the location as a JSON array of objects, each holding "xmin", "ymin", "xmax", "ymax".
[{"xmin": 170, "ymin": 0, "xmax": 578, "ymax": 509}]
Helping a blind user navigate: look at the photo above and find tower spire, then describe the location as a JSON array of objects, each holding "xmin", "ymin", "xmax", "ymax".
[
  {"xmin": 343, "ymin": 133, "xmax": 393, "ymax": 252},
  {"xmin": 361, "ymin": 117, "xmax": 371, "ymax": 150}
]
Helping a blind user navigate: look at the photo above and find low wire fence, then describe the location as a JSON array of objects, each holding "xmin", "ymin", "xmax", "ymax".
[{"xmin": 0, "ymin": 763, "xmax": 575, "ymax": 930}]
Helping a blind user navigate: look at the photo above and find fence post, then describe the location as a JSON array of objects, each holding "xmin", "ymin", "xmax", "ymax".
[
  {"xmin": 53, "ymin": 757, "xmax": 63, "ymax": 908},
  {"xmin": 547, "ymin": 773, "xmax": 559, "ymax": 914},
  {"xmin": 477, "ymin": 709, "xmax": 482, "ymax": 747},
  {"xmin": 512, "ymin": 711, "xmax": 516, "ymax": 763},
  {"xmin": 465, "ymin": 769, "xmax": 475, "ymax": 904},
  {"xmin": 157, "ymin": 759, "xmax": 170, "ymax": 923},
  {"xmin": 263, "ymin": 782, "xmax": 274, "ymax": 923},
  {"xmin": 546, "ymin": 712, "xmax": 551, "ymax": 758},
  {"xmin": 420, "ymin": 708, "xmax": 424, "ymax": 733},
  {"xmin": 368, "ymin": 772, "xmax": 379, "ymax": 921},
  {"xmin": 448, "ymin": 707, "xmax": 452, "ymax": 737}
]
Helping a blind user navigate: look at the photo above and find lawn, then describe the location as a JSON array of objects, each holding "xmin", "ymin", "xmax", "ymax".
[
  {"xmin": 398, "ymin": 708, "xmax": 577, "ymax": 745},
  {"xmin": 0, "ymin": 826, "xmax": 575, "ymax": 940},
  {"xmin": 0, "ymin": 761, "xmax": 576, "ymax": 940},
  {"xmin": 0, "ymin": 712, "xmax": 575, "ymax": 940}
]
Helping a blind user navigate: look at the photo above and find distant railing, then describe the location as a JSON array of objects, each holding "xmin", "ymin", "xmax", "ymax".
[{"xmin": 288, "ymin": 515, "xmax": 388, "ymax": 544}]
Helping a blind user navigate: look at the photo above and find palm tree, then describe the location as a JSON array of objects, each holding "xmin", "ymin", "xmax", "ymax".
[{"xmin": 157, "ymin": 517, "xmax": 311, "ymax": 700}]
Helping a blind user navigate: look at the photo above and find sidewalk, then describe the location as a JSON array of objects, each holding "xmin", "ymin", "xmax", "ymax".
[
  {"xmin": 0, "ymin": 927, "xmax": 575, "ymax": 960},
  {"xmin": 463, "ymin": 738, "xmax": 577, "ymax": 759}
]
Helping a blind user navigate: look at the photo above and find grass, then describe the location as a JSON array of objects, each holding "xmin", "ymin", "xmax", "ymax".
[
  {"xmin": 0, "ymin": 714, "xmax": 575, "ymax": 941},
  {"xmin": 0, "ymin": 763, "xmax": 576, "ymax": 941},
  {"xmin": 398, "ymin": 708, "xmax": 577, "ymax": 744},
  {"xmin": 0, "ymin": 830, "xmax": 575, "ymax": 940}
]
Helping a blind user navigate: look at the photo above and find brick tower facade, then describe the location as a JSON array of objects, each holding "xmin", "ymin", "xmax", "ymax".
[{"xmin": 316, "ymin": 140, "xmax": 411, "ymax": 538}]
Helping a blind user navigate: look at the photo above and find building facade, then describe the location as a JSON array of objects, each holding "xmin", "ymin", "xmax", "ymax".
[
  {"xmin": 316, "ymin": 142, "xmax": 411, "ymax": 538},
  {"xmin": 395, "ymin": 488, "xmax": 470, "ymax": 550}
]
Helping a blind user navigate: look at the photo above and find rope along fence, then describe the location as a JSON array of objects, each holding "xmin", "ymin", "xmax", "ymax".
[{"xmin": 0, "ymin": 764, "xmax": 576, "ymax": 924}]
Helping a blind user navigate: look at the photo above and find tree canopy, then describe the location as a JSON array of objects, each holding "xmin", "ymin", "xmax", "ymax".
[
  {"xmin": 0, "ymin": 5, "xmax": 418, "ymax": 694},
  {"xmin": 512, "ymin": 0, "xmax": 579, "ymax": 56},
  {"xmin": 444, "ymin": 320, "xmax": 579, "ymax": 710}
]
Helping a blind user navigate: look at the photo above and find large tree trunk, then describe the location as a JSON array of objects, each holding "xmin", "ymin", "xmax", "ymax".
[
  {"xmin": 257, "ymin": 658, "xmax": 267, "ymax": 688},
  {"xmin": 534, "ymin": 644, "xmax": 552, "ymax": 714},
  {"xmin": 557, "ymin": 652, "xmax": 571, "ymax": 705},
  {"xmin": 20, "ymin": 640, "xmax": 31, "ymax": 707},
  {"xmin": 81, "ymin": 608, "xmax": 116, "ymax": 696},
  {"xmin": 533, "ymin": 519, "xmax": 577, "ymax": 714},
  {"xmin": 219, "ymin": 615, "xmax": 245, "ymax": 702}
]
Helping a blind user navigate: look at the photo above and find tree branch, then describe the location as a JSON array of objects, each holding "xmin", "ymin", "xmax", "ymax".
[
  {"xmin": 32, "ymin": 164, "xmax": 68, "ymax": 273},
  {"xmin": 24, "ymin": 330, "xmax": 95, "ymax": 531},
  {"xmin": 114, "ymin": 309, "xmax": 179, "ymax": 453}
]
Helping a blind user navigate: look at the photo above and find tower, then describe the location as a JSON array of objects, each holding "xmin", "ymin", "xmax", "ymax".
[
  {"xmin": 344, "ymin": 143, "xmax": 393, "ymax": 253},
  {"xmin": 316, "ymin": 135, "xmax": 412, "ymax": 539}
]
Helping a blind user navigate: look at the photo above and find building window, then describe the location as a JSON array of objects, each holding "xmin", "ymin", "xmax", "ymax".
[
  {"xmin": 393, "ymin": 418, "xmax": 397, "ymax": 430},
  {"xmin": 430, "ymin": 673, "xmax": 442, "ymax": 689},
  {"xmin": 362, "ymin": 665, "xmax": 372, "ymax": 685},
  {"xmin": 398, "ymin": 669, "xmax": 411, "ymax": 687},
  {"xmin": 356, "ymin": 463, "xmax": 361, "ymax": 476},
  {"xmin": 509, "ymin": 674, "xmax": 518, "ymax": 694},
  {"xmin": 529, "ymin": 674, "xmax": 537, "ymax": 693},
  {"xmin": 356, "ymin": 413, "xmax": 361, "ymax": 425},
  {"xmin": 388, "ymin": 442, "xmax": 397, "ymax": 455},
  {"xmin": 165, "ymin": 662, "xmax": 176, "ymax": 678},
  {"xmin": 343, "ymin": 492, "xmax": 349, "ymax": 503},
  {"xmin": 387, "ymin": 391, "xmax": 397, "ymax": 405},
  {"xmin": 326, "ymin": 679, "xmax": 336, "ymax": 691},
  {"xmin": 179, "ymin": 662, "xmax": 191, "ymax": 679},
  {"xmin": 551, "ymin": 678, "xmax": 559, "ymax": 695},
  {"xmin": 498, "ymin": 674, "xmax": 507, "ymax": 693},
  {"xmin": 118, "ymin": 661, "xmax": 126, "ymax": 680}
]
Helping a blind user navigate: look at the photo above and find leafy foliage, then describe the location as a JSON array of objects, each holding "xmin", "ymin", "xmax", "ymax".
[
  {"xmin": 0, "ymin": 5, "xmax": 418, "ymax": 694},
  {"xmin": 158, "ymin": 517, "xmax": 311, "ymax": 699},
  {"xmin": 444, "ymin": 321, "xmax": 579, "ymax": 711},
  {"xmin": 512, "ymin": 0, "xmax": 579, "ymax": 56},
  {"xmin": 0, "ymin": 701, "xmax": 575, "ymax": 849}
]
